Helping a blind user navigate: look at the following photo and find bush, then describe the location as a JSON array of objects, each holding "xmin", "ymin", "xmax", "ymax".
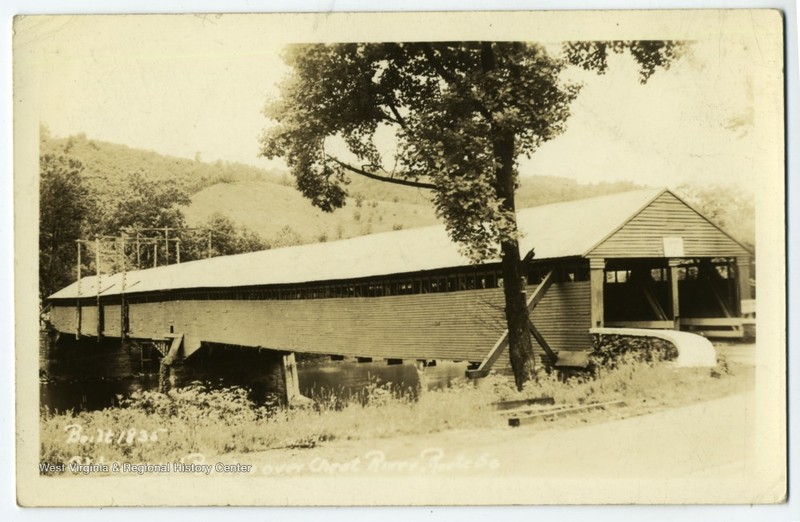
[{"xmin": 590, "ymin": 334, "xmax": 678, "ymax": 370}]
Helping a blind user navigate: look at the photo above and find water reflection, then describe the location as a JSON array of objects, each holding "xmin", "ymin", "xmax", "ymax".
[
  {"xmin": 40, "ymin": 375, "xmax": 160, "ymax": 413},
  {"xmin": 40, "ymin": 359, "xmax": 470, "ymax": 413},
  {"xmin": 299, "ymin": 359, "xmax": 469, "ymax": 400}
]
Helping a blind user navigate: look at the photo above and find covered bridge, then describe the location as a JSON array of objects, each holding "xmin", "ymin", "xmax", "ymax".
[{"xmin": 45, "ymin": 188, "xmax": 752, "ymax": 394}]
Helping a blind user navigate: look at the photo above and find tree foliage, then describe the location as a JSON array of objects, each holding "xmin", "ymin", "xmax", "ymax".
[
  {"xmin": 261, "ymin": 40, "xmax": 684, "ymax": 390},
  {"xmin": 89, "ymin": 170, "xmax": 191, "ymax": 237},
  {"xmin": 262, "ymin": 42, "xmax": 583, "ymax": 260},
  {"xmin": 183, "ymin": 213, "xmax": 270, "ymax": 259},
  {"xmin": 39, "ymin": 154, "xmax": 89, "ymax": 300},
  {"xmin": 676, "ymin": 183, "xmax": 755, "ymax": 251},
  {"xmin": 563, "ymin": 40, "xmax": 684, "ymax": 82}
]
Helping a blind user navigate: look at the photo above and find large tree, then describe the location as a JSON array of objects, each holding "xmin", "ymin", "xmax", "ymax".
[{"xmin": 261, "ymin": 41, "xmax": 682, "ymax": 390}]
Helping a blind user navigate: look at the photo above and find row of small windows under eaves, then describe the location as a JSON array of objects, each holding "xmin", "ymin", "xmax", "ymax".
[{"xmin": 116, "ymin": 263, "xmax": 590, "ymax": 303}]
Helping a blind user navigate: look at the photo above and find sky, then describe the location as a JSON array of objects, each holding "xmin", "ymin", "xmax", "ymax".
[{"xmin": 13, "ymin": 13, "xmax": 781, "ymax": 193}]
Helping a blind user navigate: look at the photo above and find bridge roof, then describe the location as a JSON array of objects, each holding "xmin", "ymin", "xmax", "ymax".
[{"xmin": 49, "ymin": 188, "xmax": 665, "ymax": 300}]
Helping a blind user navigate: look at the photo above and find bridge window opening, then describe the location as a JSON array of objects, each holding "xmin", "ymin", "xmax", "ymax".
[
  {"xmin": 397, "ymin": 281, "xmax": 413, "ymax": 295},
  {"xmin": 606, "ymin": 270, "xmax": 631, "ymax": 284}
]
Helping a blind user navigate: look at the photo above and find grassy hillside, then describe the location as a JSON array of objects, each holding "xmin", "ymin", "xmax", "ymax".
[
  {"xmin": 515, "ymin": 176, "xmax": 642, "ymax": 208},
  {"xmin": 41, "ymin": 131, "xmax": 651, "ymax": 246},
  {"xmin": 184, "ymin": 181, "xmax": 438, "ymax": 243},
  {"xmin": 185, "ymin": 176, "xmax": 647, "ymax": 243}
]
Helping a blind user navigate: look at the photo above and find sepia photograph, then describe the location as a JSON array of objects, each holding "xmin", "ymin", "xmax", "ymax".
[{"xmin": 11, "ymin": 7, "xmax": 789, "ymax": 509}]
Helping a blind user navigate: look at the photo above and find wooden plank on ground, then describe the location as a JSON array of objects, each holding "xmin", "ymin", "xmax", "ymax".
[
  {"xmin": 507, "ymin": 399, "xmax": 626, "ymax": 427},
  {"xmin": 490, "ymin": 397, "xmax": 555, "ymax": 411}
]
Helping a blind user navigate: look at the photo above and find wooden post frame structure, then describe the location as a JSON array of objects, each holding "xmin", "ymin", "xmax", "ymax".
[
  {"xmin": 590, "ymin": 258, "xmax": 605, "ymax": 329},
  {"xmin": 47, "ymin": 189, "xmax": 754, "ymax": 386}
]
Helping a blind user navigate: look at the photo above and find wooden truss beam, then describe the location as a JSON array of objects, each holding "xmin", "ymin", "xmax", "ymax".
[{"xmin": 466, "ymin": 269, "xmax": 556, "ymax": 378}]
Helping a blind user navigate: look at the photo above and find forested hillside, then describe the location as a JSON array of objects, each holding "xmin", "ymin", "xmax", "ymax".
[{"xmin": 40, "ymin": 131, "xmax": 281, "ymax": 194}]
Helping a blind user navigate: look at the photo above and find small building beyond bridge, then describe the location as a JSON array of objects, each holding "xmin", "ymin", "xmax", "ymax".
[{"xmin": 45, "ymin": 188, "xmax": 753, "ymax": 400}]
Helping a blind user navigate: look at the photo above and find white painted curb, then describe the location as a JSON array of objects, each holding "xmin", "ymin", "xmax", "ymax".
[{"xmin": 590, "ymin": 327, "xmax": 717, "ymax": 368}]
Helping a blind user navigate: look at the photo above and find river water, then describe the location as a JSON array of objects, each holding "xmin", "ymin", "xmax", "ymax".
[{"xmin": 40, "ymin": 359, "xmax": 470, "ymax": 413}]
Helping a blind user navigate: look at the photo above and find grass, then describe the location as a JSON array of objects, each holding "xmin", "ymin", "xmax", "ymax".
[{"xmin": 39, "ymin": 355, "xmax": 752, "ymax": 475}]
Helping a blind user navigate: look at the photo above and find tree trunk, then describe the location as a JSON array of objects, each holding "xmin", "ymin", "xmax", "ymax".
[
  {"xmin": 493, "ymin": 130, "xmax": 537, "ymax": 391},
  {"xmin": 480, "ymin": 42, "xmax": 537, "ymax": 390}
]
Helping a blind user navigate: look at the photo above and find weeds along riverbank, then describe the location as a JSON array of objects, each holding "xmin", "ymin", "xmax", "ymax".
[{"xmin": 40, "ymin": 354, "xmax": 752, "ymax": 474}]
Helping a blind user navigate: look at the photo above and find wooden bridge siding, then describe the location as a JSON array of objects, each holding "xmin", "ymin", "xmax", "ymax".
[
  {"xmin": 127, "ymin": 290, "xmax": 507, "ymax": 362},
  {"xmin": 104, "ymin": 304, "xmax": 121, "ymax": 336},
  {"xmin": 48, "ymin": 281, "xmax": 591, "ymax": 363},
  {"xmin": 494, "ymin": 281, "xmax": 592, "ymax": 373},
  {"xmin": 51, "ymin": 304, "xmax": 120, "ymax": 337},
  {"xmin": 588, "ymin": 191, "xmax": 750, "ymax": 259},
  {"xmin": 50, "ymin": 305, "xmax": 75, "ymax": 334},
  {"xmin": 51, "ymin": 304, "xmax": 98, "ymax": 336},
  {"xmin": 532, "ymin": 281, "xmax": 592, "ymax": 352}
]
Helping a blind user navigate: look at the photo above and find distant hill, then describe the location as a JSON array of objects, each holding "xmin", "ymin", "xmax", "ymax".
[
  {"xmin": 40, "ymin": 132, "xmax": 284, "ymax": 195},
  {"xmin": 184, "ymin": 174, "xmax": 646, "ymax": 243},
  {"xmin": 184, "ymin": 181, "xmax": 438, "ymax": 243},
  {"xmin": 515, "ymin": 176, "xmax": 643, "ymax": 208},
  {"xmin": 40, "ymin": 132, "xmax": 649, "ymax": 245}
]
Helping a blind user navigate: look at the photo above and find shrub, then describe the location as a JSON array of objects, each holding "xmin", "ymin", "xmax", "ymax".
[{"xmin": 590, "ymin": 334, "xmax": 678, "ymax": 370}]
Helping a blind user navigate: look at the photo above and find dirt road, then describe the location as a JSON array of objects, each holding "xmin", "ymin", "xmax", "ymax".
[{"xmin": 228, "ymin": 391, "xmax": 755, "ymax": 482}]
